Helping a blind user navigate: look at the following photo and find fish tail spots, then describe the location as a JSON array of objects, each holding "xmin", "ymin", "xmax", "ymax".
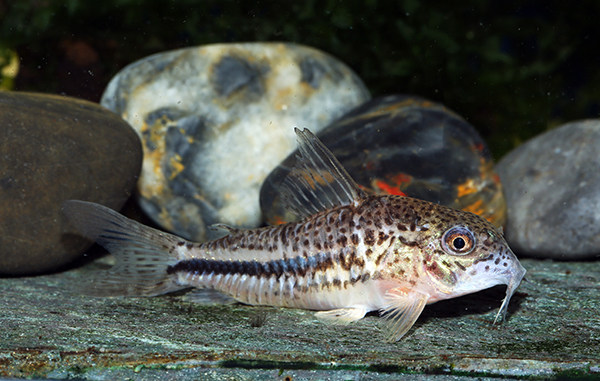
[{"xmin": 62, "ymin": 200, "xmax": 187, "ymax": 297}]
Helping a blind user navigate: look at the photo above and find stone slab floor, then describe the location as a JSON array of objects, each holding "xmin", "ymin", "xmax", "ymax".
[{"xmin": 1, "ymin": 257, "xmax": 599, "ymax": 380}]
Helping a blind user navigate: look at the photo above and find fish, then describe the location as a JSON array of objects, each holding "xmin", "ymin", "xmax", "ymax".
[{"xmin": 62, "ymin": 128, "xmax": 526, "ymax": 342}]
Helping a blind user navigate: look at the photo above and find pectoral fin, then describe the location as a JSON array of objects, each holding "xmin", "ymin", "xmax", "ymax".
[
  {"xmin": 315, "ymin": 307, "xmax": 368, "ymax": 325},
  {"xmin": 380, "ymin": 289, "xmax": 429, "ymax": 342}
]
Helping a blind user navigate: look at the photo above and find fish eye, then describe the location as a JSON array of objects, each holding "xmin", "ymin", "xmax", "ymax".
[{"xmin": 442, "ymin": 226, "xmax": 475, "ymax": 255}]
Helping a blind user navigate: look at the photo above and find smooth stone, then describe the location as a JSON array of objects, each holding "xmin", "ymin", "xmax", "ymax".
[
  {"xmin": 101, "ymin": 42, "xmax": 370, "ymax": 241},
  {"xmin": 497, "ymin": 120, "xmax": 600, "ymax": 259},
  {"xmin": 0, "ymin": 92, "xmax": 142, "ymax": 275},
  {"xmin": 261, "ymin": 95, "xmax": 506, "ymax": 228}
]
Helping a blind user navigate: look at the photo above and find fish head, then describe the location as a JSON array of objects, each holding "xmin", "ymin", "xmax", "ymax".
[{"xmin": 418, "ymin": 203, "xmax": 526, "ymax": 324}]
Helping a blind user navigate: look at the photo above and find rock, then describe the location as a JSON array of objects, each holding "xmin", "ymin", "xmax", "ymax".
[
  {"xmin": 101, "ymin": 42, "xmax": 370, "ymax": 241},
  {"xmin": 2, "ymin": 258, "xmax": 600, "ymax": 379},
  {"xmin": 497, "ymin": 120, "xmax": 600, "ymax": 259},
  {"xmin": 261, "ymin": 95, "xmax": 506, "ymax": 228},
  {"xmin": 0, "ymin": 91, "xmax": 142, "ymax": 275}
]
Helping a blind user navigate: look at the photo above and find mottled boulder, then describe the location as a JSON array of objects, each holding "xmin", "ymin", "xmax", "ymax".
[
  {"xmin": 0, "ymin": 92, "xmax": 142, "ymax": 275},
  {"xmin": 497, "ymin": 120, "xmax": 600, "ymax": 259},
  {"xmin": 261, "ymin": 95, "xmax": 506, "ymax": 228},
  {"xmin": 101, "ymin": 42, "xmax": 370, "ymax": 241}
]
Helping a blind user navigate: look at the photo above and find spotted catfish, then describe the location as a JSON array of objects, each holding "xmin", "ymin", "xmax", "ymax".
[{"xmin": 63, "ymin": 128, "xmax": 526, "ymax": 341}]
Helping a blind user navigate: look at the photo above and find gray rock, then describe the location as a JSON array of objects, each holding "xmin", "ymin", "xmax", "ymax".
[
  {"xmin": 101, "ymin": 42, "xmax": 370, "ymax": 241},
  {"xmin": 0, "ymin": 91, "xmax": 142, "ymax": 275},
  {"xmin": 496, "ymin": 120, "xmax": 600, "ymax": 259}
]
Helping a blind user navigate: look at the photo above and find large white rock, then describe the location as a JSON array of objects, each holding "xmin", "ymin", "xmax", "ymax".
[{"xmin": 101, "ymin": 42, "xmax": 370, "ymax": 241}]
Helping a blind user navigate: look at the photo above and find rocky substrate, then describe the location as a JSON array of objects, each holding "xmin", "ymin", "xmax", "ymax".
[{"xmin": 0, "ymin": 257, "xmax": 598, "ymax": 379}]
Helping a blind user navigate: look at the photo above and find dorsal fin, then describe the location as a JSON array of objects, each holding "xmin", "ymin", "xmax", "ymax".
[
  {"xmin": 280, "ymin": 128, "xmax": 367, "ymax": 218},
  {"xmin": 207, "ymin": 223, "xmax": 240, "ymax": 240}
]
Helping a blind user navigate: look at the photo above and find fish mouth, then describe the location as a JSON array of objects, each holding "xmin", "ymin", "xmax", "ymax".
[{"xmin": 493, "ymin": 260, "xmax": 526, "ymax": 325}]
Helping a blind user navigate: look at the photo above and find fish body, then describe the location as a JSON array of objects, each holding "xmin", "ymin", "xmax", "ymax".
[{"xmin": 63, "ymin": 128, "xmax": 526, "ymax": 341}]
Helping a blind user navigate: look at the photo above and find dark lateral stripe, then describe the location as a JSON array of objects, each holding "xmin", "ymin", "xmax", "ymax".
[{"xmin": 166, "ymin": 254, "xmax": 325, "ymax": 279}]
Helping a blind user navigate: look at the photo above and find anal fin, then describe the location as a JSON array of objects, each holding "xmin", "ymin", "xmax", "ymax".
[
  {"xmin": 380, "ymin": 289, "xmax": 428, "ymax": 342},
  {"xmin": 181, "ymin": 288, "xmax": 238, "ymax": 305},
  {"xmin": 315, "ymin": 307, "xmax": 368, "ymax": 325}
]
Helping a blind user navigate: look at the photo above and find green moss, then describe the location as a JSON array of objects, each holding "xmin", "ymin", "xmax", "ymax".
[
  {"xmin": 218, "ymin": 358, "xmax": 414, "ymax": 374},
  {"xmin": 487, "ymin": 337, "xmax": 600, "ymax": 359},
  {"xmin": 546, "ymin": 368, "xmax": 599, "ymax": 381}
]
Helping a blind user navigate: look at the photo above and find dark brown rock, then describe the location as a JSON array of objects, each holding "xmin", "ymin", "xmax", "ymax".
[
  {"xmin": 261, "ymin": 95, "xmax": 506, "ymax": 228},
  {"xmin": 0, "ymin": 92, "xmax": 142, "ymax": 275}
]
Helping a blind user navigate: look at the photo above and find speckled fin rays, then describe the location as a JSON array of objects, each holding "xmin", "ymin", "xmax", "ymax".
[{"xmin": 280, "ymin": 128, "xmax": 367, "ymax": 217}]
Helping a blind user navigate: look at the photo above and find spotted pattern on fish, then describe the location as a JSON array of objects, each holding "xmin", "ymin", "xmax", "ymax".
[
  {"xmin": 165, "ymin": 195, "xmax": 489, "ymax": 310},
  {"xmin": 62, "ymin": 128, "xmax": 526, "ymax": 343}
]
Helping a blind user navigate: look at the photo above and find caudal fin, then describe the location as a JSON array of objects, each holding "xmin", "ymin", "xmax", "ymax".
[{"xmin": 62, "ymin": 200, "xmax": 187, "ymax": 297}]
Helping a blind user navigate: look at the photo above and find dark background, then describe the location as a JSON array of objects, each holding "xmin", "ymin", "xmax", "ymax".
[{"xmin": 2, "ymin": 0, "xmax": 599, "ymax": 159}]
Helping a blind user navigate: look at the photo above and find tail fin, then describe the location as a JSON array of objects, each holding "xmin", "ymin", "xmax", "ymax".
[{"xmin": 62, "ymin": 200, "xmax": 187, "ymax": 297}]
